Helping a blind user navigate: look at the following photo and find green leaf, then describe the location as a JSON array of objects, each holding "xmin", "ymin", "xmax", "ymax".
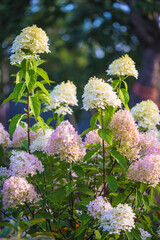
[
  {"xmin": 47, "ymin": 187, "xmax": 66, "ymax": 203},
  {"xmin": 123, "ymin": 80, "xmax": 128, "ymax": 91},
  {"xmin": 29, "ymin": 218, "xmax": 46, "ymax": 226},
  {"xmin": 101, "ymin": 231, "xmax": 109, "ymax": 240},
  {"xmin": 65, "ymin": 182, "xmax": 76, "ymax": 195},
  {"xmin": 84, "ymin": 148, "xmax": 100, "ymax": 161},
  {"xmin": 78, "ymin": 197, "xmax": 95, "ymax": 207},
  {"xmin": 36, "ymin": 60, "xmax": 46, "ymax": 66},
  {"xmin": 74, "ymin": 224, "xmax": 87, "ymax": 237},
  {"xmin": 0, "ymin": 226, "xmax": 13, "ymax": 238},
  {"xmin": 73, "ymin": 165, "xmax": 84, "ymax": 177},
  {"xmin": 119, "ymin": 88, "xmax": 129, "ymax": 105},
  {"xmin": 29, "ymin": 96, "xmax": 41, "ymax": 119},
  {"xmin": 110, "ymin": 150, "xmax": 127, "ymax": 170},
  {"xmin": 9, "ymin": 114, "xmax": 23, "ymax": 137},
  {"xmin": 22, "ymin": 140, "xmax": 28, "ymax": 150},
  {"xmin": 34, "ymin": 92, "xmax": 51, "ymax": 105},
  {"xmin": 156, "ymin": 184, "xmax": 160, "ymax": 195},
  {"xmin": 98, "ymin": 128, "xmax": 113, "ymax": 145},
  {"xmin": 106, "ymin": 175, "xmax": 118, "ymax": 193},
  {"xmin": 37, "ymin": 116, "xmax": 46, "ymax": 131},
  {"xmin": 13, "ymin": 82, "xmax": 26, "ymax": 103},
  {"xmin": 25, "ymin": 70, "xmax": 30, "ymax": 87},
  {"xmin": 77, "ymin": 185, "xmax": 94, "ymax": 196},
  {"xmin": 80, "ymin": 128, "xmax": 92, "ymax": 137},
  {"xmin": 143, "ymin": 195, "xmax": 150, "ymax": 211},
  {"xmin": 2, "ymin": 92, "xmax": 13, "ymax": 104},
  {"xmin": 112, "ymin": 193, "xmax": 126, "ymax": 207},
  {"xmin": 131, "ymin": 228, "xmax": 141, "ymax": 240},
  {"xmin": 21, "ymin": 59, "xmax": 27, "ymax": 73},
  {"xmin": 95, "ymin": 230, "xmax": 101, "ymax": 240},
  {"xmin": 136, "ymin": 190, "xmax": 143, "ymax": 208},
  {"xmin": 16, "ymin": 69, "xmax": 24, "ymax": 84},
  {"xmin": 90, "ymin": 112, "xmax": 99, "ymax": 129},
  {"xmin": 28, "ymin": 69, "xmax": 36, "ymax": 91},
  {"xmin": 111, "ymin": 79, "xmax": 119, "ymax": 90},
  {"xmin": 37, "ymin": 68, "xmax": 50, "ymax": 84},
  {"xmin": 36, "ymin": 81, "xmax": 51, "ymax": 99},
  {"xmin": 125, "ymin": 230, "xmax": 133, "ymax": 240}
]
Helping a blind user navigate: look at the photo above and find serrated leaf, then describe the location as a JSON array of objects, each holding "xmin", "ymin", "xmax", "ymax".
[
  {"xmin": 84, "ymin": 148, "xmax": 99, "ymax": 161},
  {"xmin": 136, "ymin": 190, "xmax": 142, "ymax": 208},
  {"xmin": 9, "ymin": 114, "xmax": 23, "ymax": 137},
  {"xmin": 131, "ymin": 228, "xmax": 141, "ymax": 240},
  {"xmin": 25, "ymin": 70, "xmax": 30, "ymax": 87},
  {"xmin": 35, "ymin": 92, "xmax": 50, "ymax": 105},
  {"xmin": 13, "ymin": 82, "xmax": 26, "ymax": 103},
  {"xmin": 36, "ymin": 60, "xmax": 46, "ymax": 66},
  {"xmin": 101, "ymin": 231, "xmax": 109, "ymax": 240},
  {"xmin": 119, "ymin": 88, "xmax": 129, "ymax": 105},
  {"xmin": 73, "ymin": 165, "xmax": 84, "ymax": 177},
  {"xmin": 74, "ymin": 224, "xmax": 87, "ymax": 237},
  {"xmin": 106, "ymin": 175, "xmax": 118, "ymax": 193},
  {"xmin": 98, "ymin": 128, "xmax": 113, "ymax": 145},
  {"xmin": 90, "ymin": 112, "xmax": 99, "ymax": 129},
  {"xmin": 77, "ymin": 185, "xmax": 94, "ymax": 195},
  {"xmin": 125, "ymin": 230, "xmax": 133, "ymax": 240},
  {"xmin": 16, "ymin": 69, "xmax": 24, "ymax": 83},
  {"xmin": 36, "ymin": 81, "xmax": 50, "ymax": 99},
  {"xmin": 21, "ymin": 59, "xmax": 27, "ymax": 73},
  {"xmin": 0, "ymin": 226, "xmax": 13, "ymax": 238},
  {"xmin": 110, "ymin": 150, "xmax": 127, "ymax": 170},
  {"xmin": 2, "ymin": 92, "xmax": 13, "ymax": 104},
  {"xmin": 47, "ymin": 187, "xmax": 66, "ymax": 203},
  {"xmin": 65, "ymin": 182, "xmax": 76, "ymax": 196},
  {"xmin": 29, "ymin": 96, "xmax": 41, "ymax": 119},
  {"xmin": 37, "ymin": 68, "xmax": 50, "ymax": 84},
  {"xmin": 37, "ymin": 116, "xmax": 46, "ymax": 131},
  {"xmin": 80, "ymin": 128, "xmax": 92, "ymax": 137},
  {"xmin": 28, "ymin": 69, "xmax": 36, "ymax": 91},
  {"xmin": 22, "ymin": 140, "xmax": 28, "ymax": 150},
  {"xmin": 111, "ymin": 80, "xmax": 119, "ymax": 90},
  {"xmin": 112, "ymin": 193, "xmax": 126, "ymax": 206},
  {"xmin": 78, "ymin": 197, "xmax": 95, "ymax": 207}
]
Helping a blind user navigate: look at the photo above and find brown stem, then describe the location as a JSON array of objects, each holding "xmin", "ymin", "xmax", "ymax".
[
  {"xmin": 32, "ymin": 178, "xmax": 52, "ymax": 231},
  {"xmin": 124, "ymin": 186, "xmax": 136, "ymax": 203},
  {"xmin": 25, "ymin": 202, "xmax": 34, "ymax": 218},
  {"xmin": 101, "ymin": 110, "xmax": 106, "ymax": 197},
  {"xmin": 69, "ymin": 163, "xmax": 74, "ymax": 227},
  {"xmin": 27, "ymin": 90, "xmax": 31, "ymax": 154}
]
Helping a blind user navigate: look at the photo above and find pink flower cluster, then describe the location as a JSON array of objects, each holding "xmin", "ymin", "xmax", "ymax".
[
  {"xmin": 86, "ymin": 196, "xmax": 112, "ymax": 219},
  {"xmin": 2, "ymin": 176, "xmax": 40, "ymax": 209},
  {"xmin": 0, "ymin": 123, "xmax": 12, "ymax": 148},
  {"xmin": 127, "ymin": 155, "xmax": 160, "ymax": 187},
  {"xmin": 84, "ymin": 129, "xmax": 102, "ymax": 147},
  {"xmin": 139, "ymin": 130, "xmax": 160, "ymax": 157},
  {"xmin": 9, "ymin": 150, "xmax": 44, "ymax": 177},
  {"xmin": 109, "ymin": 110, "xmax": 140, "ymax": 161},
  {"xmin": 45, "ymin": 120, "xmax": 86, "ymax": 163},
  {"xmin": 12, "ymin": 122, "xmax": 43, "ymax": 148}
]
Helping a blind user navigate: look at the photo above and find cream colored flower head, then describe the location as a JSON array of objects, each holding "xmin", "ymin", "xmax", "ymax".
[
  {"xmin": 106, "ymin": 54, "xmax": 138, "ymax": 79},
  {"xmin": 82, "ymin": 76, "xmax": 121, "ymax": 111},
  {"xmin": 45, "ymin": 80, "xmax": 78, "ymax": 115},
  {"xmin": 131, "ymin": 100, "xmax": 160, "ymax": 129},
  {"xmin": 10, "ymin": 25, "xmax": 50, "ymax": 65}
]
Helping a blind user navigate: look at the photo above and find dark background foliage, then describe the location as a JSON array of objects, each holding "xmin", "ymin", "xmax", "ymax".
[{"xmin": 0, "ymin": 0, "xmax": 160, "ymax": 128}]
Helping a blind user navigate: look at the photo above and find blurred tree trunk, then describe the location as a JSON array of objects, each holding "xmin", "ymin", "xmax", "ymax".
[{"xmin": 128, "ymin": 0, "xmax": 160, "ymax": 107}]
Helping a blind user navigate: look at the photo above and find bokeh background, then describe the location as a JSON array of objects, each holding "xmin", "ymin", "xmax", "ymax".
[{"xmin": 0, "ymin": 0, "xmax": 160, "ymax": 132}]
